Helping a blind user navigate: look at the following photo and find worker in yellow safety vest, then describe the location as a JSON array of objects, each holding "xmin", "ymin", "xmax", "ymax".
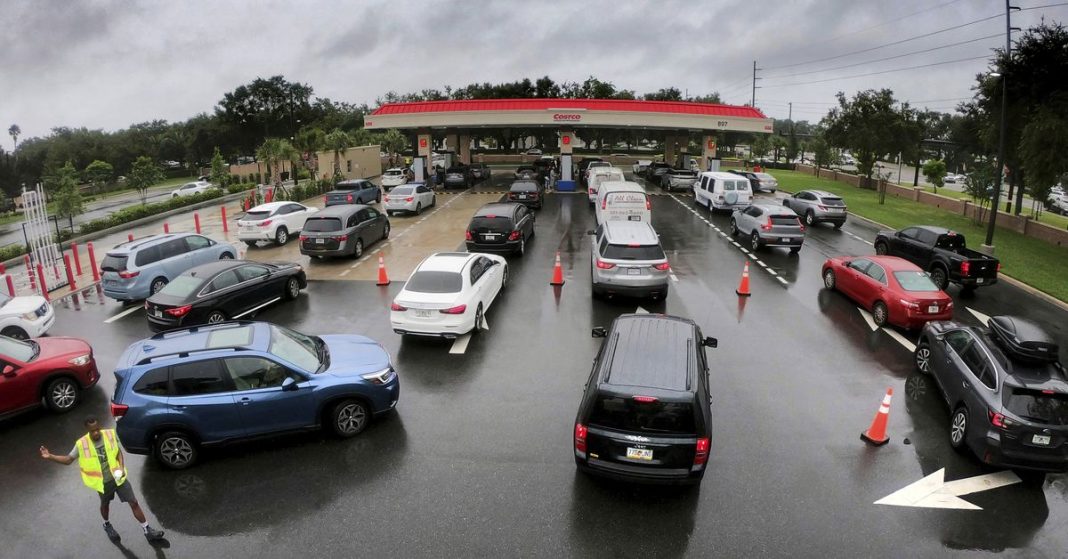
[{"xmin": 40, "ymin": 417, "xmax": 165, "ymax": 543}]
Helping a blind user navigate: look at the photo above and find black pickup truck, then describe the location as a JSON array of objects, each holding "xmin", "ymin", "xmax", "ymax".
[{"xmin": 873, "ymin": 225, "xmax": 999, "ymax": 293}]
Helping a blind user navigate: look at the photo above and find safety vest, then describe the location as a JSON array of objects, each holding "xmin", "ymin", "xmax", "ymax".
[{"xmin": 76, "ymin": 429, "xmax": 127, "ymax": 493}]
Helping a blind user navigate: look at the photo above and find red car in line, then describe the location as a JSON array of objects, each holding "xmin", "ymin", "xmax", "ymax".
[
  {"xmin": 821, "ymin": 255, "xmax": 953, "ymax": 329},
  {"xmin": 0, "ymin": 336, "xmax": 99, "ymax": 420}
]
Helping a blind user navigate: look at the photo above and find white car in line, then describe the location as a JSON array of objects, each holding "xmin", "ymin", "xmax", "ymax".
[
  {"xmin": 0, "ymin": 293, "xmax": 55, "ymax": 340},
  {"xmin": 171, "ymin": 181, "xmax": 217, "ymax": 198},
  {"xmin": 382, "ymin": 168, "xmax": 409, "ymax": 188},
  {"xmin": 1048, "ymin": 192, "xmax": 1068, "ymax": 215},
  {"xmin": 384, "ymin": 183, "xmax": 436, "ymax": 216},
  {"xmin": 237, "ymin": 201, "xmax": 318, "ymax": 246},
  {"xmin": 390, "ymin": 252, "xmax": 508, "ymax": 339}
]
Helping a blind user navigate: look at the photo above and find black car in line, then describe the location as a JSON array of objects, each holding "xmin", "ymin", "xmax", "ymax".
[
  {"xmin": 507, "ymin": 180, "xmax": 545, "ymax": 210},
  {"xmin": 465, "ymin": 202, "xmax": 536, "ymax": 256},
  {"xmin": 916, "ymin": 315, "xmax": 1068, "ymax": 472},
  {"xmin": 145, "ymin": 260, "xmax": 306, "ymax": 332}
]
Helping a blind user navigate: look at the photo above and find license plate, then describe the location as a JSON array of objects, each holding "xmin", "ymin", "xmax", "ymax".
[
  {"xmin": 977, "ymin": 278, "xmax": 984, "ymax": 284},
  {"xmin": 628, "ymin": 215, "xmax": 641, "ymax": 221},
  {"xmin": 1033, "ymin": 434, "xmax": 1052, "ymax": 445},
  {"xmin": 626, "ymin": 447, "xmax": 653, "ymax": 461},
  {"xmin": 928, "ymin": 305, "xmax": 939, "ymax": 313},
  {"xmin": 627, "ymin": 267, "xmax": 641, "ymax": 275},
  {"xmin": 518, "ymin": 194, "xmax": 527, "ymax": 199},
  {"xmin": 831, "ymin": 208, "xmax": 844, "ymax": 213},
  {"xmin": 152, "ymin": 309, "xmax": 163, "ymax": 318},
  {"xmin": 781, "ymin": 238, "xmax": 791, "ymax": 243},
  {"xmin": 414, "ymin": 309, "xmax": 432, "ymax": 318},
  {"xmin": 483, "ymin": 234, "xmax": 499, "ymax": 240},
  {"xmin": 241, "ymin": 226, "xmax": 254, "ymax": 232},
  {"xmin": 316, "ymin": 238, "xmax": 325, "ymax": 244}
]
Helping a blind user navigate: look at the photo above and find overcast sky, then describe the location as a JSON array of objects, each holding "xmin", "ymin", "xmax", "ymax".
[{"xmin": 3, "ymin": 0, "xmax": 1067, "ymax": 142}]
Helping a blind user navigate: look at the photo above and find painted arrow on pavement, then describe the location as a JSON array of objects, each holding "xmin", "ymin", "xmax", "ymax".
[{"xmin": 874, "ymin": 468, "xmax": 1021, "ymax": 510}]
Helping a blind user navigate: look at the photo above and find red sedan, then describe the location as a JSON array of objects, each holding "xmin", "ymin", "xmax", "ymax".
[
  {"xmin": 822, "ymin": 255, "xmax": 953, "ymax": 329},
  {"xmin": 0, "ymin": 336, "xmax": 99, "ymax": 419}
]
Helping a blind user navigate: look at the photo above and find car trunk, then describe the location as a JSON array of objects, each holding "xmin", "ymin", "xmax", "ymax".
[
  {"xmin": 301, "ymin": 217, "xmax": 346, "ymax": 251},
  {"xmin": 469, "ymin": 216, "xmax": 515, "ymax": 246},
  {"xmin": 999, "ymin": 387, "xmax": 1068, "ymax": 459},
  {"xmin": 768, "ymin": 215, "xmax": 804, "ymax": 237},
  {"xmin": 100, "ymin": 253, "xmax": 134, "ymax": 285},
  {"xmin": 326, "ymin": 191, "xmax": 357, "ymax": 205},
  {"xmin": 601, "ymin": 243, "xmax": 666, "ymax": 279},
  {"xmin": 585, "ymin": 395, "xmax": 699, "ymax": 475}
]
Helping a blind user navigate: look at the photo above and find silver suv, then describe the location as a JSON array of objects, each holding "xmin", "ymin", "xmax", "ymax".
[
  {"xmin": 782, "ymin": 190, "xmax": 848, "ymax": 228},
  {"xmin": 589, "ymin": 221, "xmax": 670, "ymax": 300},
  {"xmin": 730, "ymin": 204, "xmax": 806, "ymax": 253}
]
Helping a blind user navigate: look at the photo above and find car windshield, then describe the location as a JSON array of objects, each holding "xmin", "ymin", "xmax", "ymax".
[
  {"xmin": 244, "ymin": 211, "xmax": 271, "ymax": 221},
  {"xmin": 303, "ymin": 217, "xmax": 342, "ymax": 232},
  {"xmin": 893, "ymin": 271, "xmax": 940, "ymax": 291},
  {"xmin": 1005, "ymin": 388, "xmax": 1068, "ymax": 425},
  {"xmin": 159, "ymin": 275, "xmax": 207, "ymax": 298},
  {"xmin": 405, "ymin": 271, "xmax": 462, "ymax": 293},
  {"xmin": 268, "ymin": 324, "xmax": 322, "ymax": 372},
  {"xmin": 588, "ymin": 395, "xmax": 696, "ymax": 434},
  {"xmin": 385, "ymin": 170, "xmax": 403, "ymax": 176},
  {"xmin": 390, "ymin": 187, "xmax": 413, "ymax": 196},
  {"xmin": 603, "ymin": 244, "xmax": 665, "ymax": 261},
  {"xmin": 0, "ymin": 336, "xmax": 37, "ymax": 362}
]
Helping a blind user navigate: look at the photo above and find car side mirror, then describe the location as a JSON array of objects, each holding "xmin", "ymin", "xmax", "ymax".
[
  {"xmin": 591, "ymin": 327, "xmax": 607, "ymax": 338},
  {"xmin": 933, "ymin": 333, "xmax": 945, "ymax": 342},
  {"xmin": 282, "ymin": 377, "xmax": 298, "ymax": 391},
  {"xmin": 2, "ymin": 365, "xmax": 16, "ymax": 377},
  {"xmin": 703, "ymin": 337, "xmax": 718, "ymax": 348}
]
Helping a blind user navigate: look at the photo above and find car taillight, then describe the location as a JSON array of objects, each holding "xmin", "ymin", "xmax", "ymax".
[
  {"xmin": 653, "ymin": 262, "xmax": 671, "ymax": 271},
  {"xmin": 761, "ymin": 217, "xmax": 773, "ymax": 231},
  {"xmin": 258, "ymin": 219, "xmax": 273, "ymax": 227},
  {"xmin": 646, "ymin": 198, "xmax": 651, "ymax": 210},
  {"xmin": 118, "ymin": 270, "xmax": 139, "ymax": 279},
  {"xmin": 439, "ymin": 304, "xmax": 467, "ymax": 314},
  {"xmin": 899, "ymin": 299, "xmax": 920, "ymax": 310},
  {"xmin": 347, "ymin": 194, "xmax": 354, "ymax": 202},
  {"xmin": 996, "ymin": 262, "xmax": 1002, "ymax": 272},
  {"xmin": 390, "ymin": 302, "xmax": 407, "ymax": 311},
  {"xmin": 633, "ymin": 395, "xmax": 658, "ymax": 403},
  {"xmin": 595, "ymin": 259, "xmax": 616, "ymax": 270},
  {"xmin": 323, "ymin": 195, "xmax": 328, "ymax": 204},
  {"xmin": 299, "ymin": 235, "xmax": 308, "ymax": 242},
  {"xmin": 508, "ymin": 230, "xmax": 521, "ymax": 241},
  {"xmin": 797, "ymin": 219, "xmax": 805, "ymax": 232},
  {"xmin": 384, "ymin": 195, "xmax": 390, "ymax": 202},
  {"xmin": 165, "ymin": 305, "xmax": 192, "ymax": 317},
  {"xmin": 694, "ymin": 437, "xmax": 710, "ymax": 466},
  {"xmin": 405, "ymin": 197, "xmax": 413, "ymax": 202},
  {"xmin": 818, "ymin": 205, "xmax": 828, "ymax": 210},
  {"xmin": 960, "ymin": 261, "xmax": 970, "ymax": 276},
  {"xmin": 988, "ymin": 409, "xmax": 1018, "ymax": 429},
  {"xmin": 509, "ymin": 193, "xmax": 517, "ymax": 199},
  {"xmin": 334, "ymin": 235, "xmax": 347, "ymax": 241},
  {"xmin": 110, "ymin": 402, "xmax": 128, "ymax": 418},
  {"xmin": 574, "ymin": 423, "xmax": 588, "ymax": 454},
  {"xmin": 465, "ymin": 230, "xmax": 472, "ymax": 241}
]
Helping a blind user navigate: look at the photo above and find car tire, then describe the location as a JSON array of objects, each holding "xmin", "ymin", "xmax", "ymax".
[
  {"xmin": 331, "ymin": 399, "xmax": 369, "ymax": 438},
  {"xmin": 431, "ymin": 196, "xmax": 436, "ymax": 207},
  {"xmin": 219, "ymin": 252, "xmax": 234, "ymax": 260},
  {"xmin": 929, "ymin": 267, "xmax": 948, "ymax": 290},
  {"xmin": 382, "ymin": 222, "xmax": 390, "ymax": 240},
  {"xmin": 353, "ymin": 239, "xmax": 364, "ymax": 259},
  {"xmin": 415, "ymin": 202, "xmax": 422, "ymax": 215},
  {"xmin": 914, "ymin": 341, "xmax": 932, "ymax": 374},
  {"xmin": 790, "ymin": 246, "xmax": 801, "ymax": 254},
  {"xmin": 245, "ymin": 241, "xmax": 258, "ymax": 248},
  {"xmin": 284, "ymin": 277, "xmax": 300, "ymax": 300},
  {"xmin": 375, "ymin": 192, "xmax": 381, "ymax": 204},
  {"xmin": 0, "ymin": 326, "xmax": 28, "ymax": 340},
  {"xmin": 206, "ymin": 310, "xmax": 227, "ymax": 324},
  {"xmin": 874, "ymin": 241, "xmax": 889, "ymax": 256},
  {"xmin": 823, "ymin": 268, "xmax": 836, "ymax": 289},
  {"xmin": 275, "ymin": 227, "xmax": 289, "ymax": 246},
  {"xmin": 45, "ymin": 377, "xmax": 80, "ymax": 413},
  {"xmin": 150, "ymin": 277, "xmax": 168, "ymax": 295},
  {"xmin": 501, "ymin": 265, "xmax": 509, "ymax": 290},
  {"xmin": 949, "ymin": 406, "xmax": 969, "ymax": 452},
  {"xmin": 473, "ymin": 303, "xmax": 484, "ymax": 334},
  {"xmin": 729, "ymin": 219, "xmax": 738, "ymax": 236},
  {"xmin": 155, "ymin": 431, "xmax": 198, "ymax": 470},
  {"xmin": 872, "ymin": 301, "xmax": 889, "ymax": 327},
  {"xmin": 750, "ymin": 232, "xmax": 761, "ymax": 251},
  {"xmin": 805, "ymin": 211, "xmax": 816, "ymax": 227}
]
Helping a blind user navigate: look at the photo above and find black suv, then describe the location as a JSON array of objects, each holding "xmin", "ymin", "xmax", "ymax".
[
  {"xmin": 574, "ymin": 314, "xmax": 717, "ymax": 485},
  {"xmin": 916, "ymin": 316, "xmax": 1068, "ymax": 472},
  {"xmin": 465, "ymin": 202, "xmax": 536, "ymax": 256}
]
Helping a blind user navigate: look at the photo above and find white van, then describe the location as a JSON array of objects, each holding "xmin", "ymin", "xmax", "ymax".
[
  {"xmin": 587, "ymin": 166, "xmax": 625, "ymax": 205},
  {"xmin": 693, "ymin": 171, "xmax": 752, "ymax": 211},
  {"xmin": 596, "ymin": 181, "xmax": 651, "ymax": 225}
]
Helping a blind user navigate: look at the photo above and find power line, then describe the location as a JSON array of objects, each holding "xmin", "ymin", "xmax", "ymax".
[
  {"xmin": 763, "ymin": 33, "xmax": 1001, "ymax": 79},
  {"xmin": 760, "ymin": 55, "xmax": 990, "ymax": 88}
]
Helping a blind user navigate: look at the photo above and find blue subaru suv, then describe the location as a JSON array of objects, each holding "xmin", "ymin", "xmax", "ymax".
[
  {"xmin": 110, "ymin": 321, "xmax": 400, "ymax": 469},
  {"xmin": 101, "ymin": 233, "xmax": 236, "ymax": 301}
]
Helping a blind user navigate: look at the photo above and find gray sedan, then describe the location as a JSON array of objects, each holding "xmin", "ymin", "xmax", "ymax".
[
  {"xmin": 299, "ymin": 204, "xmax": 390, "ymax": 259},
  {"xmin": 730, "ymin": 204, "xmax": 806, "ymax": 253}
]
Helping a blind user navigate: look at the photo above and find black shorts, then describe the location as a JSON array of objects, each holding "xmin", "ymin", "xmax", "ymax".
[{"xmin": 99, "ymin": 481, "xmax": 136, "ymax": 505}]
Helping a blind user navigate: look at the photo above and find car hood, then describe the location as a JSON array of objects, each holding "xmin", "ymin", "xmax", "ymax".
[
  {"xmin": 320, "ymin": 335, "xmax": 390, "ymax": 376},
  {"xmin": 0, "ymin": 296, "xmax": 47, "ymax": 316},
  {"xmin": 35, "ymin": 337, "xmax": 92, "ymax": 360}
]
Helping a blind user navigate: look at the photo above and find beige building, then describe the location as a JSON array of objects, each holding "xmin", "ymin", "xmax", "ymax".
[{"xmin": 315, "ymin": 145, "xmax": 382, "ymax": 181}]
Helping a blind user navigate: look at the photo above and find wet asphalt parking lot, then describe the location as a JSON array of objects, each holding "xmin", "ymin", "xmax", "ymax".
[{"xmin": 2, "ymin": 170, "xmax": 1067, "ymax": 558}]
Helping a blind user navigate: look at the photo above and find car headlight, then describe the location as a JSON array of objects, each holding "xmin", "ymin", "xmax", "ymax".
[
  {"xmin": 22, "ymin": 312, "xmax": 38, "ymax": 321},
  {"xmin": 361, "ymin": 367, "xmax": 395, "ymax": 385},
  {"xmin": 68, "ymin": 354, "xmax": 92, "ymax": 367}
]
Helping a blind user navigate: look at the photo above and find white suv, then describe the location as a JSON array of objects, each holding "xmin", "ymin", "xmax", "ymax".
[
  {"xmin": 237, "ymin": 202, "xmax": 318, "ymax": 246},
  {"xmin": 171, "ymin": 181, "xmax": 217, "ymax": 198},
  {"xmin": 0, "ymin": 293, "xmax": 55, "ymax": 339}
]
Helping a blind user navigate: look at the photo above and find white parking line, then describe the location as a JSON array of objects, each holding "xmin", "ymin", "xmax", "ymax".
[
  {"xmin": 858, "ymin": 307, "xmax": 878, "ymax": 331},
  {"xmin": 449, "ymin": 334, "xmax": 471, "ymax": 354},
  {"xmin": 767, "ymin": 269, "xmax": 778, "ymax": 276},
  {"xmin": 339, "ymin": 269, "xmax": 351, "ymax": 276},
  {"xmin": 776, "ymin": 276, "xmax": 788, "ymax": 285},
  {"xmin": 104, "ymin": 305, "xmax": 142, "ymax": 324},
  {"xmin": 883, "ymin": 328, "xmax": 917, "ymax": 353},
  {"xmin": 669, "ymin": 273, "xmax": 679, "ymax": 283},
  {"xmin": 966, "ymin": 307, "xmax": 992, "ymax": 326}
]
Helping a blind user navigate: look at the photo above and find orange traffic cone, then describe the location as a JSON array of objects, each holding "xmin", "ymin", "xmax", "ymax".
[
  {"xmin": 376, "ymin": 255, "xmax": 390, "ymax": 286},
  {"xmin": 861, "ymin": 388, "xmax": 894, "ymax": 446},
  {"xmin": 550, "ymin": 252, "xmax": 565, "ymax": 286},
  {"xmin": 735, "ymin": 261, "xmax": 752, "ymax": 297}
]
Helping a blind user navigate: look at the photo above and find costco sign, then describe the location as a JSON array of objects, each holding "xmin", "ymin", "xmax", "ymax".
[{"xmin": 553, "ymin": 113, "xmax": 582, "ymax": 121}]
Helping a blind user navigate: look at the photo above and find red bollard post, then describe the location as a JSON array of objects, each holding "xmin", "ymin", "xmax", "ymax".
[
  {"xmin": 194, "ymin": 213, "xmax": 201, "ymax": 234},
  {"xmin": 36, "ymin": 263, "xmax": 49, "ymax": 301},
  {"xmin": 128, "ymin": 233, "xmax": 134, "ymax": 242},
  {"xmin": 164, "ymin": 222, "xmax": 170, "ymax": 233},
  {"xmin": 221, "ymin": 206, "xmax": 229, "ymax": 232},
  {"xmin": 0, "ymin": 263, "xmax": 5, "ymax": 275},
  {"xmin": 71, "ymin": 242, "xmax": 83, "ymax": 275},
  {"xmin": 24, "ymin": 255, "xmax": 36, "ymax": 291},
  {"xmin": 88, "ymin": 242, "xmax": 100, "ymax": 282},
  {"xmin": 5, "ymin": 274, "xmax": 15, "ymax": 297},
  {"xmin": 63, "ymin": 254, "xmax": 78, "ymax": 291}
]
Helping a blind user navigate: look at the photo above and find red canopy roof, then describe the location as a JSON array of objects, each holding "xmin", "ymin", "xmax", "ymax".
[{"xmin": 371, "ymin": 98, "xmax": 766, "ymax": 119}]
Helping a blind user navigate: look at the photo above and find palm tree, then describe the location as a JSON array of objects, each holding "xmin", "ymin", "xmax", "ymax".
[
  {"xmin": 8, "ymin": 124, "xmax": 20, "ymax": 150},
  {"xmin": 323, "ymin": 128, "xmax": 353, "ymax": 182},
  {"xmin": 256, "ymin": 138, "xmax": 299, "ymax": 188}
]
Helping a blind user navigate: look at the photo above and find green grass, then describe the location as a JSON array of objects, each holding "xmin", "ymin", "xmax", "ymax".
[
  {"xmin": 895, "ymin": 183, "xmax": 1068, "ymax": 229},
  {"xmin": 773, "ymin": 169, "xmax": 1068, "ymax": 303}
]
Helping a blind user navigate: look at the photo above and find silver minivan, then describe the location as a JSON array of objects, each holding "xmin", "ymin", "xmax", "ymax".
[{"xmin": 589, "ymin": 221, "xmax": 670, "ymax": 300}]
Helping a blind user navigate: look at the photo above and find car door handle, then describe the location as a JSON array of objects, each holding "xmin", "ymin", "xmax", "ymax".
[
  {"xmin": 239, "ymin": 397, "xmax": 252, "ymax": 405},
  {"xmin": 171, "ymin": 405, "xmax": 187, "ymax": 410}
]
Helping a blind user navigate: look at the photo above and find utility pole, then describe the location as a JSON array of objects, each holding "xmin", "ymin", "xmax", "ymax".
[
  {"xmin": 983, "ymin": 0, "xmax": 1020, "ymax": 251},
  {"xmin": 751, "ymin": 61, "xmax": 761, "ymax": 107},
  {"xmin": 788, "ymin": 102, "xmax": 792, "ymax": 122}
]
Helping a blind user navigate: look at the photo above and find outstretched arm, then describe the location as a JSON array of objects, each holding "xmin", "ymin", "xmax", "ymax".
[{"xmin": 39, "ymin": 446, "xmax": 75, "ymax": 465}]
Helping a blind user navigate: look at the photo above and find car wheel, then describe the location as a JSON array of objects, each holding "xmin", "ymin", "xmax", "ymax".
[
  {"xmin": 45, "ymin": 377, "xmax": 79, "ymax": 413},
  {"xmin": 0, "ymin": 326, "xmax": 28, "ymax": 340},
  {"xmin": 949, "ymin": 407, "xmax": 969, "ymax": 451},
  {"xmin": 874, "ymin": 241, "xmax": 889, "ymax": 256},
  {"xmin": 501, "ymin": 265, "xmax": 509, "ymax": 290},
  {"xmin": 823, "ymin": 268, "xmax": 836, "ymax": 289},
  {"xmin": 914, "ymin": 341, "xmax": 932, "ymax": 374},
  {"xmin": 353, "ymin": 239, "xmax": 364, "ymax": 258},
  {"xmin": 284, "ymin": 277, "xmax": 300, "ymax": 300},
  {"xmin": 219, "ymin": 252, "xmax": 234, "ymax": 260},
  {"xmin": 750, "ymin": 232, "xmax": 761, "ymax": 251},
  {"xmin": 473, "ymin": 303, "xmax": 484, "ymax": 334},
  {"xmin": 150, "ymin": 277, "xmax": 168, "ymax": 295},
  {"xmin": 275, "ymin": 227, "xmax": 289, "ymax": 246},
  {"xmin": 331, "ymin": 399, "xmax": 369, "ymax": 438},
  {"xmin": 155, "ymin": 431, "xmax": 198, "ymax": 469},
  {"xmin": 382, "ymin": 222, "xmax": 390, "ymax": 240},
  {"xmin": 206, "ymin": 310, "xmax": 227, "ymax": 324},
  {"xmin": 245, "ymin": 241, "xmax": 257, "ymax": 248},
  {"xmin": 729, "ymin": 219, "xmax": 738, "ymax": 236},
  {"xmin": 872, "ymin": 301, "xmax": 889, "ymax": 327},
  {"xmin": 929, "ymin": 267, "xmax": 948, "ymax": 290},
  {"xmin": 415, "ymin": 202, "xmax": 422, "ymax": 215},
  {"xmin": 805, "ymin": 211, "xmax": 815, "ymax": 226},
  {"xmin": 790, "ymin": 246, "xmax": 801, "ymax": 254},
  {"xmin": 375, "ymin": 192, "xmax": 381, "ymax": 204}
]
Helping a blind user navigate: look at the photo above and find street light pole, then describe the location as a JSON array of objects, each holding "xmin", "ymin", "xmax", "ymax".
[{"xmin": 983, "ymin": 0, "xmax": 1019, "ymax": 251}]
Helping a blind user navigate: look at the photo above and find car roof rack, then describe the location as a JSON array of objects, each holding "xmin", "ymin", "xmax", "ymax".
[
  {"xmin": 135, "ymin": 346, "xmax": 250, "ymax": 366},
  {"xmin": 148, "ymin": 320, "xmax": 257, "ymax": 340}
]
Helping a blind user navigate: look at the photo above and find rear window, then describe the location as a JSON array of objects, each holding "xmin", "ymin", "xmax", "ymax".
[
  {"xmin": 588, "ymin": 395, "xmax": 696, "ymax": 434},
  {"xmin": 159, "ymin": 275, "xmax": 206, "ymax": 298},
  {"xmin": 471, "ymin": 216, "xmax": 513, "ymax": 231},
  {"xmin": 821, "ymin": 197, "xmax": 846, "ymax": 207},
  {"xmin": 1004, "ymin": 388, "xmax": 1068, "ymax": 425},
  {"xmin": 390, "ymin": 187, "xmax": 413, "ymax": 195},
  {"xmin": 770, "ymin": 215, "xmax": 800, "ymax": 226},
  {"xmin": 603, "ymin": 244, "xmax": 665, "ymax": 261},
  {"xmin": 385, "ymin": 170, "xmax": 403, "ymax": 176},
  {"xmin": 244, "ymin": 211, "xmax": 271, "ymax": 221},
  {"xmin": 511, "ymin": 182, "xmax": 539, "ymax": 192},
  {"xmin": 101, "ymin": 254, "xmax": 128, "ymax": 272},
  {"xmin": 893, "ymin": 271, "xmax": 940, "ymax": 292},
  {"xmin": 606, "ymin": 192, "xmax": 647, "ymax": 206},
  {"xmin": 405, "ymin": 271, "xmax": 462, "ymax": 293},
  {"xmin": 303, "ymin": 218, "xmax": 342, "ymax": 232}
]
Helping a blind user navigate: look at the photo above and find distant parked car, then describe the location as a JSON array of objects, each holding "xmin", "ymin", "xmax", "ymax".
[
  {"xmin": 643, "ymin": 162, "xmax": 672, "ymax": 184},
  {"xmin": 444, "ymin": 166, "xmax": 474, "ymax": 189},
  {"xmin": 325, "ymin": 179, "xmax": 380, "ymax": 206},
  {"xmin": 729, "ymin": 170, "xmax": 778, "ymax": 193},
  {"xmin": 943, "ymin": 173, "xmax": 965, "ymax": 184},
  {"xmin": 391, "ymin": 252, "xmax": 508, "ymax": 338},
  {"xmin": 508, "ymin": 180, "xmax": 545, "ymax": 210},
  {"xmin": 821, "ymin": 255, "xmax": 952, "ymax": 329},
  {"xmin": 300, "ymin": 205, "xmax": 389, "ymax": 259},
  {"xmin": 514, "ymin": 165, "xmax": 540, "ymax": 182},
  {"xmin": 381, "ymin": 168, "xmax": 409, "ymax": 188},
  {"xmin": 145, "ymin": 260, "xmax": 306, "ymax": 331},
  {"xmin": 171, "ymin": 181, "xmax": 217, "ymax": 198},
  {"xmin": 469, "ymin": 163, "xmax": 491, "ymax": 182},
  {"xmin": 384, "ymin": 183, "xmax": 436, "ymax": 216},
  {"xmin": 782, "ymin": 190, "xmax": 848, "ymax": 228},
  {"xmin": 237, "ymin": 201, "xmax": 318, "ymax": 247},
  {"xmin": 1046, "ymin": 191, "xmax": 1068, "ymax": 215},
  {"xmin": 0, "ymin": 335, "xmax": 99, "ymax": 419},
  {"xmin": 525, "ymin": 148, "xmax": 543, "ymax": 156},
  {"xmin": 465, "ymin": 203, "xmax": 536, "ymax": 256},
  {"xmin": 632, "ymin": 159, "xmax": 653, "ymax": 175},
  {"xmin": 730, "ymin": 204, "xmax": 806, "ymax": 253},
  {"xmin": 101, "ymin": 233, "xmax": 236, "ymax": 302},
  {"xmin": 0, "ymin": 292, "xmax": 55, "ymax": 340}
]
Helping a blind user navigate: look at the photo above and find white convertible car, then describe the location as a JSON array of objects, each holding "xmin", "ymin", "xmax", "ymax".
[{"xmin": 390, "ymin": 252, "xmax": 507, "ymax": 338}]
